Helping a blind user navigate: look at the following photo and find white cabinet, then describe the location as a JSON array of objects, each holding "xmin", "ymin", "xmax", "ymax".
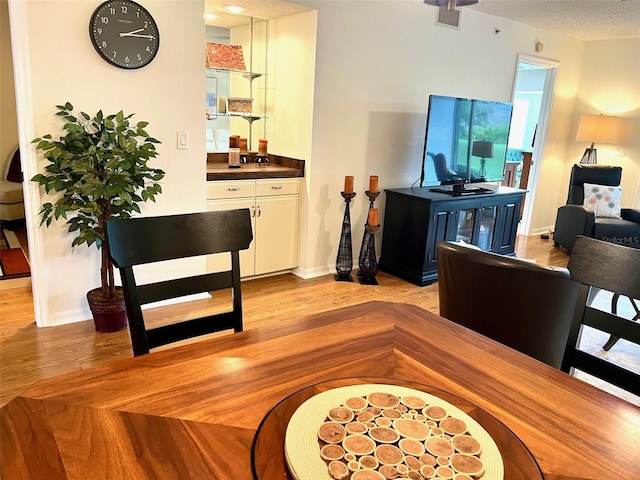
[{"xmin": 206, "ymin": 178, "xmax": 300, "ymax": 277}]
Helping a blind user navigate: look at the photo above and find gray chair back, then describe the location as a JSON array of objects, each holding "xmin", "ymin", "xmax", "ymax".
[{"xmin": 566, "ymin": 164, "xmax": 622, "ymax": 205}]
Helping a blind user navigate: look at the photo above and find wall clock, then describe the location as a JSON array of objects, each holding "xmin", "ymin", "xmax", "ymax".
[{"xmin": 89, "ymin": 0, "xmax": 159, "ymax": 69}]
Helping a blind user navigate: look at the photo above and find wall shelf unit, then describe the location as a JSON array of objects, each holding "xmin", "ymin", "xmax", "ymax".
[{"xmin": 205, "ymin": 17, "xmax": 268, "ymax": 152}]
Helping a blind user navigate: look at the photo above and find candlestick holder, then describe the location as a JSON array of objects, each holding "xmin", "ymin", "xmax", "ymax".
[
  {"xmin": 358, "ymin": 224, "xmax": 380, "ymax": 285},
  {"xmin": 357, "ymin": 190, "xmax": 380, "ymax": 279},
  {"xmin": 365, "ymin": 190, "xmax": 380, "ymax": 207},
  {"xmin": 335, "ymin": 191, "xmax": 357, "ymax": 281}
]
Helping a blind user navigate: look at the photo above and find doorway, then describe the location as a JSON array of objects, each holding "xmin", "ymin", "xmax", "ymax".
[{"xmin": 510, "ymin": 54, "xmax": 559, "ymax": 236}]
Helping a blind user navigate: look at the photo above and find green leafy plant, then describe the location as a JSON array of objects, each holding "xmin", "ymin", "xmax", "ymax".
[{"xmin": 32, "ymin": 102, "xmax": 165, "ymax": 300}]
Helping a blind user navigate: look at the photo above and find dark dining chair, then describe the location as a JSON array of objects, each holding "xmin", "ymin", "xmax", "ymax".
[
  {"xmin": 437, "ymin": 241, "xmax": 580, "ymax": 368},
  {"xmin": 561, "ymin": 236, "xmax": 640, "ymax": 396},
  {"xmin": 105, "ymin": 209, "xmax": 253, "ymax": 356}
]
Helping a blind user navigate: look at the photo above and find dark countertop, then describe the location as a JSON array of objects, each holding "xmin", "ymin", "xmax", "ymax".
[{"xmin": 206, "ymin": 153, "xmax": 304, "ymax": 181}]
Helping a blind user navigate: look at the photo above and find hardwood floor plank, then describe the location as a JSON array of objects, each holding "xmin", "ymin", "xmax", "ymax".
[{"xmin": 1, "ymin": 235, "xmax": 567, "ymax": 407}]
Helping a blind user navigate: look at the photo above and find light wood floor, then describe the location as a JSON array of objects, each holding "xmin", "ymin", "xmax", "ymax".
[{"xmin": 0, "ymin": 235, "xmax": 569, "ymax": 408}]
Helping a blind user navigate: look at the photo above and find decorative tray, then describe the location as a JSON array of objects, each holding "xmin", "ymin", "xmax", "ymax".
[{"xmin": 284, "ymin": 384, "xmax": 503, "ymax": 480}]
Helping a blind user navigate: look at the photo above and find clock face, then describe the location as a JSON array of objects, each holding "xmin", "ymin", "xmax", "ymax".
[{"xmin": 89, "ymin": 0, "xmax": 159, "ymax": 69}]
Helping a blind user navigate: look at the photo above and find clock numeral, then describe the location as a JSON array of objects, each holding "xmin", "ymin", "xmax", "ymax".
[
  {"xmin": 137, "ymin": 54, "xmax": 142, "ymax": 61},
  {"xmin": 100, "ymin": 16, "xmax": 109, "ymax": 24},
  {"xmin": 121, "ymin": 6, "xmax": 128, "ymax": 14},
  {"xmin": 96, "ymin": 28, "xmax": 103, "ymax": 35},
  {"xmin": 102, "ymin": 41, "xmax": 107, "ymax": 48},
  {"xmin": 125, "ymin": 56, "xmax": 130, "ymax": 63},
  {"xmin": 146, "ymin": 45, "xmax": 151, "ymax": 52},
  {"xmin": 109, "ymin": 7, "xmax": 116, "ymax": 15},
  {"xmin": 112, "ymin": 51, "xmax": 117, "ymax": 58}
]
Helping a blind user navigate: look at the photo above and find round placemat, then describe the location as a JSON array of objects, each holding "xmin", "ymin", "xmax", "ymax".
[{"xmin": 284, "ymin": 383, "xmax": 503, "ymax": 480}]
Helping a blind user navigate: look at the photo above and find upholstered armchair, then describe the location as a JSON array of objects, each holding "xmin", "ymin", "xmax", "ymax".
[
  {"xmin": 0, "ymin": 147, "xmax": 25, "ymax": 227},
  {"xmin": 553, "ymin": 164, "xmax": 640, "ymax": 251}
]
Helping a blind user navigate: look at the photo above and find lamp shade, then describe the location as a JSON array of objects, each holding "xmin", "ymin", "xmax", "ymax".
[
  {"xmin": 472, "ymin": 140, "xmax": 494, "ymax": 158},
  {"xmin": 576, "ymin": 114, "xmax": 620, "ymax": 145}
]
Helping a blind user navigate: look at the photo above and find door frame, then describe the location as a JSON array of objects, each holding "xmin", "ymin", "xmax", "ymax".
[
  {"xmin": 512, "ymin": 54, "xmax": 559, "ymax": 236},
  {"xmin": 8, "ymin": 0, "xmax": 50, "ymax": 327}
]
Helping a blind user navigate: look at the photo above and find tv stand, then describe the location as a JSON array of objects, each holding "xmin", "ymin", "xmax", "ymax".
[
  {"xmin": 430, "ymin": 184, "xmax": 493, "ymax": 196},
  {"xmin": 378, "ymin": 185, "xmax": 526, "ymax": 286}
]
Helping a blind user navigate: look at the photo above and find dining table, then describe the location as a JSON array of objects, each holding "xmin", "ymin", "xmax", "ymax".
[{"xmin": 2, "ymin": 301, "xmax": 639, "ymax": 479}]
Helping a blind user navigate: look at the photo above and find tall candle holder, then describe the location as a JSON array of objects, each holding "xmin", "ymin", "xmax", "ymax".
[
  {"xmin": 365, "ymin": 190, "xmax": 380, "ymax": 208},
  {"xmin": 335, "ymin": 191, "xmax": 356, "ymax": 281},
  {"xmin": 358, "ymin": 190, "xmax": 380, "ymax": 285},
  {"xmin": 358, "ymin": 223, "xmax": 380, "ymax": 285}
]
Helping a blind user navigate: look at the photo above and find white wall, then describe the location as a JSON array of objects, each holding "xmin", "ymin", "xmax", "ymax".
[
  {"xmin": 563, "ymin": 38, "xmax": 640, "ymax": 210},
  {"xmin": 267, "ymin": 11, "xmax": 317, "ymax": 275},
  {"xmin": 293, "ymin": 0, "xmax": 587, "ymax": 275},
  {"xmin": 11, "ymin": 0, "xmax": 206, "ymax": 326}
]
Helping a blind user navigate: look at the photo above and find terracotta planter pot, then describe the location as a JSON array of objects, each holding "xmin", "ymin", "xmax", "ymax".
[{"xmin": 87, "ymin": 287, "xmax": 127, "ymax": 333}]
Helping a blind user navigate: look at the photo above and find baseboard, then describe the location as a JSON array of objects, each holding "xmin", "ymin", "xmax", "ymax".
[
  {"xmin": 527, "ymin": 226, "xmax": 555, "ymax": 237},
  {"xmin": 291, "ymin": 265, "xmax": 332, "ymax": 280}
]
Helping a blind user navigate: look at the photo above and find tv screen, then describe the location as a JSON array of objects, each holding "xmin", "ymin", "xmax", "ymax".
[{"xmin": 420, "ymin": 95, "xmax": 514, "ymax": 194}]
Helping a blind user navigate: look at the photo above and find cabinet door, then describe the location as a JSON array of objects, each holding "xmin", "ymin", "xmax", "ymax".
[
  {"xmin": 206, "ymin": 198, "xmax": 256, "ymax": 276},
  {"xmin": 455, "ymin": 204, "xmax": 496, "ymax": 251},
  {"xmin": 428, "ymin": 208, "xmax": 457, "ymax": 264},
  {"xmin": 455, "ymin": 208, "xmax": 476, "ymax": 244},
  {"xmin": 493, "ymin": 199, "xmax": 521, "ymax": 255},
  {"xmin": 475, "ymin": 206, "xmax": 497, "ymax": 251},
  {"xmin": 254, "ymin": 195, "xmax": 299, "ymax": 275}
]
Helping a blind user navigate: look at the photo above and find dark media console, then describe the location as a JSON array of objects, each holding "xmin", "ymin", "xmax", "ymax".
[{"xmin": 378, "ymin": 185, "xmax": 526, "ymax": 286}]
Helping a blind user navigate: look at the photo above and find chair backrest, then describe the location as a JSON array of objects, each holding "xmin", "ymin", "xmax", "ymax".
[
  {"xmin": 566, "ymin": 164, "xmax": 621, "ymax": 205},
  {"xmin": 437, "ymin": 241, "xmax": 580, "ymax": 368},
  {"xmin": 561, "ymin": 236, "xmax": 640, "ymax": 395},
  {"xmin": 5, "ymin": 147, "xmax": 22, "ymax": 183},
  {"xmin": 105, "ymin": 209, "xmax": 253, "ymax": 356}
]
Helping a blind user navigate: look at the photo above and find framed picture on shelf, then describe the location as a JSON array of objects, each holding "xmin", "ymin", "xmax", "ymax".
[
  {"xmin": 206, "ymin": 76, "xmax": 217, "ymax": 120},
  {"xmin": 205, "ymin": 42, "xmax": 246, "ymax": 71}
]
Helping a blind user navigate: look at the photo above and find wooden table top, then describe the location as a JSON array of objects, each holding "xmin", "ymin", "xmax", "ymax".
[{"xmin": 2, "ymin": 301, "xmax": 639, "ymax": 479}]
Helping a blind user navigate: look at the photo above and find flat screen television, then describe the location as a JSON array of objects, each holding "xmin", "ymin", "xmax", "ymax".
[{"xmin": 420, "ymin": 95, "xmax": 514, "ymax": 195}]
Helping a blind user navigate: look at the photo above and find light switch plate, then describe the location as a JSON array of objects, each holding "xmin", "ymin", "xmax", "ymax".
[{"xmin": 177, "ymin": 131, "xmax": 189, "ymax": 150}]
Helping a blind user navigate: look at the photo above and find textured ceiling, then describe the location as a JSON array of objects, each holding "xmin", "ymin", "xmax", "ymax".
[
  {"xmin": 470, "ymin": 0, "xmax": 640, "ymax": 41},
  {"xmin": 205, "ymin": 0, "xmax": 640, "ymax": 41}
]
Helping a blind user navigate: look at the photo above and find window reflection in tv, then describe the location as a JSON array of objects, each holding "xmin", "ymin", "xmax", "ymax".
[{"xmin": 420, "ymin": 95, "xmax": 513, "ymax": 192}]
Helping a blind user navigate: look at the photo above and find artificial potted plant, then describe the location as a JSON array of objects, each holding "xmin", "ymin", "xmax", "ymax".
[{"xmin": 32, "ymin": 102, "xmax": 165, "ymax": 332}]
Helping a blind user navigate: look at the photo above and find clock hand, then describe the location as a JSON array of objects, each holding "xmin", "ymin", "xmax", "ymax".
[
  {"xmin": 122, "ymin": 33, "xmax": 156, "ymax": 39},
  {"xmin": 120, "ymin": 28, "xmax": 145, "ymax": 37}
]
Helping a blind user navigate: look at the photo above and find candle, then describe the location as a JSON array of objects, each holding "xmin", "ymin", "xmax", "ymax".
[
  {"xmin": 344, "ymin": 176, "xmax": 354, "ymax": 194},
  {"xmin": 369, "ymin": 175, "xmax": 379, "ymax": 193},
  {"xmin": 238, "ymin": 138, "xmax": 248, "ymax": 153},
  {"xmin": 229, "ymin": 135, "xmax": 240, "ymax": 149},
  {"xmin": 368, "ymin": 208, "xmax": 379, "ymax": 226},
  {"xmin": 258, "ymin": 139, "xmax": 268, "ymax": 156},
  {"xmin": 228, "ymin": 148, "xmax": 240, "ymax": 168}
]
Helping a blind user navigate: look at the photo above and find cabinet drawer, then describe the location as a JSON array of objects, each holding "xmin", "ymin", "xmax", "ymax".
[
  {"xmin": 256, "ymin": 179, "xmax": 301, "ymax": 196},
  {"xmin": 207, "ymin": 181, "xmax": 256, "ymax": 199}
]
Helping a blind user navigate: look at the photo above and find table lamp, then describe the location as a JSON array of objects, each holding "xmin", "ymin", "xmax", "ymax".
[
  {"xmin": 472, "ymin": 140, "xmax": 494, "ymax": 178},
  {"xmin": 575, "ymin": 114, "xmax": 620, "ymax": 164}
]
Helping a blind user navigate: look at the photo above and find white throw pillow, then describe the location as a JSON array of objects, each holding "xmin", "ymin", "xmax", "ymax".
[{"xmin": 583, "ymin": 183, "xmax": 622, "ymax": 218}]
